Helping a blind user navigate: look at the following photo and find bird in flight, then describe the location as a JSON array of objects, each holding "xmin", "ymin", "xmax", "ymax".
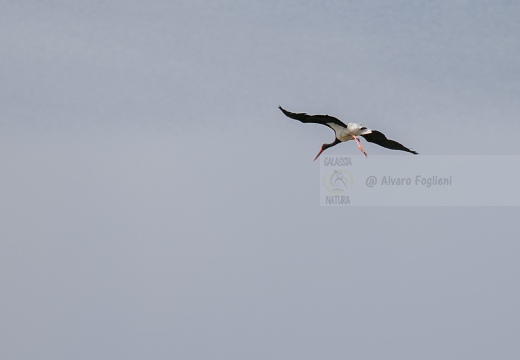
[{"xmin": 279, "ymin": 106, "xmax": 418, "ymax": 160}]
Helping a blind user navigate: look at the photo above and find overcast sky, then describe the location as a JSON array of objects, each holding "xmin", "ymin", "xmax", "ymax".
[{"xmin": 1, "ymin": 1, "xmax": 520, "ymax": 359}]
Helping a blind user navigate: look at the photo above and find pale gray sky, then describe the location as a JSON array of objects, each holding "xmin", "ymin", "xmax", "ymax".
[{"xmin": 1, "ymin": 1, "xmax": 520, "ymax": 359}]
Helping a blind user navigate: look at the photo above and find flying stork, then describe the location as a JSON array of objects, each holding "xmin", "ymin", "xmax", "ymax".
[{"xmin": 279, "ymin": 106, "xmax": 418, "ymax": 160}]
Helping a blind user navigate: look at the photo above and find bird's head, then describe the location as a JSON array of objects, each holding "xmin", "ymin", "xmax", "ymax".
[{"xmin": 313, "ymin": 140, "xmax": 340, "ymax": 161}]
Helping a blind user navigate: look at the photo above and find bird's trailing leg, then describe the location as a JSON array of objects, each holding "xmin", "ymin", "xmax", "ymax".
[{"xmin": 352, "ymin": 135, "xmax": 368, "ymax": 157}]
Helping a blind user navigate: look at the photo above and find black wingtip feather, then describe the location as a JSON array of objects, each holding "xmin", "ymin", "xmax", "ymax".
[{"xmin": 361, "ymin": 130, "xmax": 418, "ymax": 155}]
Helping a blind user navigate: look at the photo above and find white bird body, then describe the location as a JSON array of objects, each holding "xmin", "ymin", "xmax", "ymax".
[{"xmin": 327, "ymin": 122, "xmax": 372, "ymax": 142}]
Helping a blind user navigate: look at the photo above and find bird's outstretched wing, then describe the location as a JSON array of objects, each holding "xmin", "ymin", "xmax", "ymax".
[
  {"xmin": 361, "ymin": 130, "xmax": 418, "ymax": 155},
  {"xmin": 278, "ymin": 106, "xmax": 347, "ymax": 128}
]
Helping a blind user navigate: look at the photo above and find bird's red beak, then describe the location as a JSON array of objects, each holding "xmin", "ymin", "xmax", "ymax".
[{"xmin": 313, "ymin": 146, "xmax": 324, "ymax": 162}]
